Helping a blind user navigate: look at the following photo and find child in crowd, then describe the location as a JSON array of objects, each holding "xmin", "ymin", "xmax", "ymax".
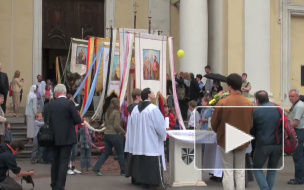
[
  {"xmin": 187, "ymin": 100, "xmax": 200, "ymax": 130},
  {"xmin": 31, "ymin": 113, "xmax": 44, "ymax": 164},
  {"xmin": 79, "ymin": 119, "xmax": 94, "ymax": 173},
  {"xmin": 164, "ymin": 105, "xmax": 176, "ymax": 130},
  {"xmin": 164, "ymin": 105, "xmax": 176, "ymax": 162},
  {"xmin": 67, "ymin": 94, "xmax": 82, "ymax": 175},
  {"xmin": 4, "ymin": 122, "xmax": 13, "ymax": 144},
  {"xmin": 170, "ymin": 107, "xmax": 180, "ymax": 130},
  {"xmin": 199, "ymin": 96, "xmax": 213, "ymax": 130}
]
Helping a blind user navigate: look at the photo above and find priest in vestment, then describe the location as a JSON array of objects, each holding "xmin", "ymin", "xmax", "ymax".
[{"xmin": 125, "ymin": 88, "xmax": 167, "ymax": 189}]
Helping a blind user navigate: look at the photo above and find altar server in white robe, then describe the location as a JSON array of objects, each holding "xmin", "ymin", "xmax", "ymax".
[{"xmin": 125, "ymin": 88, "xmax": 167, "ymax": 189}]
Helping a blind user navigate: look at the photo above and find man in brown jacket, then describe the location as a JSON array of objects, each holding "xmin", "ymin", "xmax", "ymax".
[{"xmin": 211, "ymin": 73, "xmax": 253, "ymax": 190}]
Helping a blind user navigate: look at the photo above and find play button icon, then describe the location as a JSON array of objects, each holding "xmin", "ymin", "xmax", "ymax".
[{"xmin": 225, "ymin": 123, "xmax": 254, "ymax": 153}]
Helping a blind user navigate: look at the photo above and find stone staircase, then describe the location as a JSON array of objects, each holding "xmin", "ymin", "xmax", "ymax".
[
  {"xmin": 5, "ymin": 109, "xmax": 97, "ymax": 159},
  {"xmin": 7, "ymin": 115, "xmax": 32, "ymax": 158}
]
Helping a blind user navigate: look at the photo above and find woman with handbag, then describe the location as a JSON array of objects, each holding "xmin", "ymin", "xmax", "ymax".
[
  {"xmin": 93, "ymin": 98, "xmax": 125, "ymax": 176},
  {"xmin": 25, "ymin": 85, "xmax": 38, "ymax": 145},
  {"xmin": 10, "ymin": 71, "xmax": 23, "ymax": 117}
]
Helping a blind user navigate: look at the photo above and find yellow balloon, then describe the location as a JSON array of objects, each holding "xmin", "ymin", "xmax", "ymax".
[{"xmin": 177, "ymin": 49, "xmax": 185, "ymax": 58}]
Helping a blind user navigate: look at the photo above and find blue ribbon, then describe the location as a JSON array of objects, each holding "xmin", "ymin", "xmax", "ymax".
[
  {"xmin": 73, "ymin": 47, "xmax": 103, "ymax": 99},
  {"xmin": 81, "ymin": 45, "xmax": 104, "ymax": 117}
]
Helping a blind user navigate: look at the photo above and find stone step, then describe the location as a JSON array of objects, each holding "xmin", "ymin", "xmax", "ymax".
[
  {"xmin": 15, "ymin": 150, "xmax": 32, "ymax": 158},
  {"xmin": 6, "ymin": 116, "xmax": 26, "ymax": 124},
  {"xmin": 10, "ymin": 126, "xmax": 27, "ymax": 133},
  {"xmin": 13, "ymin": 137, "xmax": 29, "ymax": 145},
  {"xmin": 11, "ymin": 132, "xmax": 27, "ymax": 138},
  {"xmin": 24, "ymin": 144, "xmax": 33, "ymax": 150}
]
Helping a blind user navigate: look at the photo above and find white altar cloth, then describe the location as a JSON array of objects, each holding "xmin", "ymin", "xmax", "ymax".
[{"xmin": 167, "ymin": 130, "xmax": 252, "ymax": 178}]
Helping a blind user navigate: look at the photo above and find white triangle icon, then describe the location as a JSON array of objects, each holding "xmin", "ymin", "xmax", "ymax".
[{"xmin": 225, "ymin": 123, "xmax": 254, "ymax": 153}]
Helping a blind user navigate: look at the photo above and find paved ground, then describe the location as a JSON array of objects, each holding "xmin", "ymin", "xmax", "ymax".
[{"xmin": 13, "ymin": 155, "xmax": 304, "ymax": 190}]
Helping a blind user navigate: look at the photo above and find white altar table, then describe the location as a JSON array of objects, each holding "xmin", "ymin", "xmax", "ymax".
[{"xmin": 167, "ymin": 130, "xmax": 252, "ymax": 186}]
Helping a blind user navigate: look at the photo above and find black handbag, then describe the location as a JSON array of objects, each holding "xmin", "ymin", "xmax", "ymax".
[
  {"xmin": 37, "ymin": 115, "xmax": 54, "ymax": 147},
  {"xmin": 21, "ymin": 173, "xmax": 34, "ymax": 189}
]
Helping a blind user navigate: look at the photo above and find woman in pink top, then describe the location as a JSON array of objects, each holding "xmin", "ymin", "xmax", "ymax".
[{"xmin": 44, "ymin": 85, "xmax": 52, "ymax": 105}]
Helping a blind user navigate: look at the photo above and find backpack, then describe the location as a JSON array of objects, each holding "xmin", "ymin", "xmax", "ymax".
[
  {"xmin": 37, "ymin": 123, "xmax": 54, "ymax": 147},
  {"xmin": 177, "ymin": 85, "xmax": 185, "ymax": 100},
  {"xmin": 275, "ymin": 106, "xmax": 298, "ymax": 155}
]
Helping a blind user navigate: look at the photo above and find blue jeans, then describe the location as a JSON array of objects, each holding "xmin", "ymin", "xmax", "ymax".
[
  {"xmin": 81, "ymin": 147, "xmax": 92, "ymax": 169},
  {"xmin": 70, "ymin": 143, "xmax": 78, "ymax": 162},
  {"xmin": 293, "ymin": 129, "xmax": 304, "ymax": 182},
  {"xmin": 76, "ymin": 95, "xmax": 83, "ymax": 111},
  {"xmin": 93, "ymin": 134, "xmax": 125, "ymax": 173},
  {"xmin": 31, "ymin": 137, "xmax": 43, "ymax": 161},
  {"xmin": 253, "ymin": 145, "xmax": 282, "ymax": 190}
]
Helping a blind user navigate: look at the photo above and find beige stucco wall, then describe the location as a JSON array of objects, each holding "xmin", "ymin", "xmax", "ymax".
[
  {"xmin": 115, "ymin": 0, "xmax": 133, "ymax": 28},
  {"xmin": 0, "ymin": 0, "xmax": 33, "ymax": 107},
  {"xmin": 291, "ymin": 16, "xmax": 304, "ymax": 92},
  {"xmin": 170, "ymin": 4, "xmax": 180, "ymax": 72},
  {"xmin": 226, "ymin": 0, "xmax": 244, "ymax": 75},
  {"xmin": 270, "ymin": 0, "xmax": 282, "ymax": 104},
  {"xmin": 222, "ymin": 0, "xmax": 228, "ymax": 76},
  {"xmin": 115, "ymin": 0, "xmax": 148, "ymax": 29},
  {"xmin": 291, "ymin": 0, "xmax": 304, "ymax": 4}
]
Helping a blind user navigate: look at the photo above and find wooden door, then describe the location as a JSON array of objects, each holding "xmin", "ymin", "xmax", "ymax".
[{"xmin": 42, "ymin": 0, "xmax": 105, "ymax": 50}]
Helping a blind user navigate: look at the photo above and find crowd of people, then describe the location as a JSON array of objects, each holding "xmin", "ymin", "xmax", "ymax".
[{"xmin": 0, "ymin": 62, "xmax": 303, "ymax": 190}]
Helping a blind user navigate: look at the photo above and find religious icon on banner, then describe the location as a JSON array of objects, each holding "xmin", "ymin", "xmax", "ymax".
[
  {"xmin": 76, "ymin": 46, "xmax": 88, "ymax": 65},
  {"xmin": 143, "ymin": 49, "xmax": 160, "ymax": 80},
  {"xmin": 112, "ymin": 55, "xmax": 120, "ymax": 81}
]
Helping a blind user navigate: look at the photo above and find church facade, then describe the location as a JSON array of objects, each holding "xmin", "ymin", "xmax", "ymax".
[{"xmin": 0, "ymin": 0, "xmax": 304, "ymax": 107}]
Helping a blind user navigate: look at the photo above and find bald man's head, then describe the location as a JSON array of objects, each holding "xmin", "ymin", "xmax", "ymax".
[{"xmin": 255, "ymin": 90, "xmax": 269, "ymax": 105}]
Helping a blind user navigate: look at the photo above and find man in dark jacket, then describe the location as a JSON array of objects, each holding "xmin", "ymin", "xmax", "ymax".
[
  {"xmin": 44, "ymin": 84, "xmax": 82, "ymax": 190},
  {"xmin": 189, "ymin": 73, "xmax": 201, "ymax": 102},
  {"xmin": 175, "ymin": 72, "xmax": 188, "ymax": 120},
  {"xmin": 0, "ymin": 63, "xmax": 9, "ymax": 113},
  {"xmin": 0, "ymin": 141, "xmax": 34, "ymax": 183},
  {"xmin": 251, "ymin": 90, "xmax": 282, "ymax": 189},
  {"xmin": 127, "ymin": 88, "xmax": 142, "ymax": 115}
]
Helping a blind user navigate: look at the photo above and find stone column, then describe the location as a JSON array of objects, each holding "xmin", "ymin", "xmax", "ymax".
[
  {"xmin": 179, "ymin": 0, "xmax": 208, "ymax": 74},
  {"xmin": 244, "ymin": 0, "xmax": 272, "ymax": 99},
  {"xmin": 32, "ymin": 0, "xmax": 42, "ymax": 84},
  {"xmin": 105, "ymin": 0, "xmax": 116, "ymax": 37},
  {"xmin": 208, "ymin": 0, "xmax": 224, "ymax": 74}
]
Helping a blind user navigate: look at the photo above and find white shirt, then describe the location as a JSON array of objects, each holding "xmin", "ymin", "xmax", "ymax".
[
  {"xmin": 188, "ymin": 109, "xmax": 200, "ymax": 128},
  {"xmin": 291, "ymin": 100, "xmax": 304, "ymax": 129},
  {"xmin": 36, "ymin": 81, "xmax": 46, "ymax": 96}
]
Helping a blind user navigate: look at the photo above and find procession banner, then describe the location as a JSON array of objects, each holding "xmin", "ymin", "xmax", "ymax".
[
  {"xmin": 55, "ymin": 57, "xmax": 61, "ymax": 84},
  {"xmin": 94, "ymin": 38, "xmax": 108, "ymax": 92},
  {"xmin": 92, "ymin": 29, "xmax": 118, "ymax": 120},
  {"xmin": 119, "ymin": 33, "xmax": 134, "ymax": 107},
  {"xmin": 101, "ymin": 42, "xmax": 120, "ymax": 97},
  {"xmin": 134, "ymin": 33, "xmax": 167, "ymax": 96},
  {"xmin": 81, "ymin": 37, "xmax": 95, "ymax": 114},
  {"xmin": 81, "ymin": 45, "xmax": 104, "ymax": 117},
  {"xmin": 70, "ymin": 38, "xmax": 88, "ymax": 75},
  {"xmin": 119, "ymin": 28, "xmax": 149, "ymax": 77}
]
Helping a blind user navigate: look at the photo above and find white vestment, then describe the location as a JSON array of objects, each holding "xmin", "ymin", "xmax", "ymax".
[{"xmin": 125, "ymin": 102, "xmax": 167, "ymax": 170}]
